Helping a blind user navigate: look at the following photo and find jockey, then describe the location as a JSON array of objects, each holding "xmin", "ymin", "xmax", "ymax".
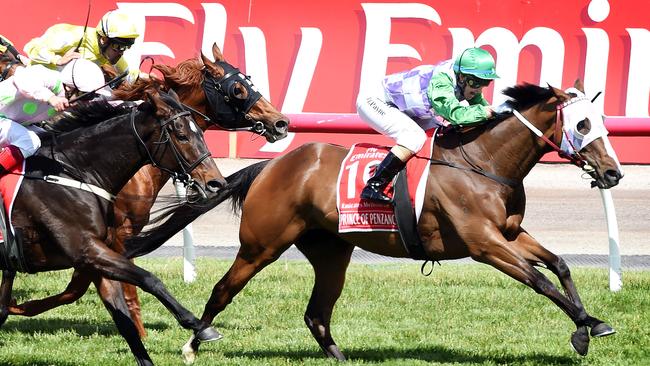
[
  {"xmin": 23, "ymin": 9, "xmax": 141, "ymax": 84},
  {"xmin": 0, "ymin": 58, "xmax": 111, "ymax": 174},
  {"xmin": 356, "ymin": 47, "xmax": 499, "ymax": 202}
]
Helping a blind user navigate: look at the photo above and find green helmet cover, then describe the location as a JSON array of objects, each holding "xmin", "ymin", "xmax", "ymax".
[{"xmin": 453, "ymin": 48, "xmax": 499, "ymax": 80}]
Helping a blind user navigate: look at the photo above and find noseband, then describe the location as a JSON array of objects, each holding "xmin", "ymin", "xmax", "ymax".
[
  {"xmin": 200, "ymin": 61, "xmax": 267, "ymax": 135},
  {"xmin": 130, "ymin": 104, "xmax": 211, "ymax": 185}
]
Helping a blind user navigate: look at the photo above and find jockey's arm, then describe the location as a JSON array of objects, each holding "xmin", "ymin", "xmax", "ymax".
[
  {"xmin": 427, "ymin": 73, "xmax": 491, "ymax": 127},
  {"xmin": 24, "ymin": 24, "xmax": 82, "ymax": 68},
  {"xmin": 12, "ymin": 65, "xmax": 62, "ymax": 103}
]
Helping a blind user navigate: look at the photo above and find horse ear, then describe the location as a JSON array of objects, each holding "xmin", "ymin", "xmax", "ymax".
[
  {"xmin": 546, "ymin": 83, "xmax": 570, "ymax": 105},
  {"xmin": 145, "ymin": 88, "xmax": 171, "ymax": 117},
  {"xmin": 211, "ymin": 43, "xmax": 224, "ymax": 62},
  {"xmin": 167, "ymin": 88, "xmax": 180, "ymax": 102},
  {"xmin": 574, "ymin": 79, "xmax": 585, "ymax": 94}
]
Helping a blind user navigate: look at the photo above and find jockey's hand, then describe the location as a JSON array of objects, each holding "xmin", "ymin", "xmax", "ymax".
[
  {"xmin": 48, "ymin": 95, "xmax": 69, "ymax": 111},
  {"xmin": 56, "ymin": 51, "xmax": 82, "ymax": 66}
]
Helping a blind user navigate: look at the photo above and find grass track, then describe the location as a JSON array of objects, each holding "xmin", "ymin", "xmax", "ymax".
[{"xmin": 1, "ymin": 258, "xmax": 648, "ymax": 365}]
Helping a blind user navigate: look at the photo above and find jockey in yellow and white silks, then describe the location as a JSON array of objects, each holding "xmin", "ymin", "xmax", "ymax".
[
  {"xmin": 23, "ymin": 9, "xmax": 140, "ymax": 84},
  {"xmin": 0, "ymin": 59, "xmax": 110, "ymax": 173}
]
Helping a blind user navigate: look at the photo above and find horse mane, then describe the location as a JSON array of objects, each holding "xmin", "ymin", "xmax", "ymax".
[
  {"xmin": 153, "ymin": 58, "xmax": 204, "ymax": 88},
  {"xmin": 501, "ymin": 83, "xmax": 555, "ymax": 111},
  {"xmin": 112, "ymin": 76, "xmax": 164, "ymax": 101},
  {"xmin": 46, "ymin": 99, "xmax": 133, "ymax": 133}
]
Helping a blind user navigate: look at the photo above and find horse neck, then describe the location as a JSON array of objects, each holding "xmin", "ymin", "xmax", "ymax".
[
  {"xmin": 177, "ymin": 86, "xmax": 212, "ymax": 131},
  {"xmin": 57, "ymin": 112, "xmax": 160, "ymax": 195},
  {"xmin": 479, "ymin": 104, "xmax": 557, "ymax": 182}
]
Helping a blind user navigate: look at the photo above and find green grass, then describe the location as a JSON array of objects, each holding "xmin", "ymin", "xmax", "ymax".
[{"xmin": 1, "ymin": 258, "xmax": 649, "ymax": 365}]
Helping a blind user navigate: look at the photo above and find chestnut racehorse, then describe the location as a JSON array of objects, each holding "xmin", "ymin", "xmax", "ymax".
[
  {"xmin": 125, "ymin": 81, "xmax": 622, "ymax": 363},
  {"xmin": 0, "ymin": 89, "xmax": 223, "ymax": 365},
  {"xmin": 0, "ymin": 44, "xmax": 289, "ymax": 337}
]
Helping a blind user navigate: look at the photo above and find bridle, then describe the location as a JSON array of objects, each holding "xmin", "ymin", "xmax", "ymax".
[
  {"xmin": 0, "ymin": 58, "xmax": 20, "ymax": 82},
  {"xmin": 513, "ymin": 97, "xmax": 588, "ymax": 168},
  {"xmin": 130, "ymin": 96, "xmax": 211, "ymax": 196},
  {"xmin": 199, "ymin": 61, "xmax": 268, "ymax": 136}
]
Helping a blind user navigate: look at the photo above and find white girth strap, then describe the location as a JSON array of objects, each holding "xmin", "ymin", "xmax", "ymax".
[{"xmin": 43, "ymin": 175, "xmax": 116, "ymax": 202}]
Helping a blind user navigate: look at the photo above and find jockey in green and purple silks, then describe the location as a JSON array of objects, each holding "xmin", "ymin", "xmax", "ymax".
[{"xmin": 356, "ymin": 47, "xmax": 499, "ymax": 202}]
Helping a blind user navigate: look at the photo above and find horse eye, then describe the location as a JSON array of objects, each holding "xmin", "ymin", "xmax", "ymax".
[
  {"xmin": 172, "ymin": 122, "xmax": 190, "ymax": 141},
  {"xmin": 577, "ymin": 119, "xmax": 591, "ymax": 134},
  {"xmin": 233, "ymin": 84, "xmax": 247, "ymax": 99}
]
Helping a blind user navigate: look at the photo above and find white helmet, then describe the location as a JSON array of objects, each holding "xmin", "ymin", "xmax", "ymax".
[{"xmin": 60, "ymin": 59, "xmax": 111, "ymax": 97}]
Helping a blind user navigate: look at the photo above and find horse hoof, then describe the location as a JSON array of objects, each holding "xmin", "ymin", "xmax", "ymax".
[
  {"xmin": 195, "ymin": 326, "xmax": 223, "ymax": 343},
  {"xmin": 570, "ymin": 326, "xmax": 590, "ymax": 356},
  {"xmin": 591, "ymin": 322, "xmax": 616, "ymax": 337},
  {"xmin": 182, "ymin": 339, "xmax": 197, "ymax": 365},
  {"xmin": 325, "ymin": 345, "xmax": 346, "ymax": 361}
]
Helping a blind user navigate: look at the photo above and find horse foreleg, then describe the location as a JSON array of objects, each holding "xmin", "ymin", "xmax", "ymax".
[
  {"xmin": 296, "ymin": 231, "xmax": 353, "ymax": 361},
  {"xmin": 76, "ymin": 240, "xmax": 220, "ymax": 344},
  {"xmin": 511, "ymin": 229, "xmax": 615, "ymax": 338},
  {"xmin": 92, "ymin": 274, "xmax": 153, "ymax": 366},
  {"xmin": 7, "ymin": 269, "xmax": 91, "ymax": 317},
  {"xmin": 182, "ymin": 240, "xmax": 292, "ymax": 364},
  {"xmin": 468, "ymin": 229, "xmax": 598, "ymax": 355},
  {"xmin": 0, "ymin": 270, "xmax": 16, "ymax": 326}
]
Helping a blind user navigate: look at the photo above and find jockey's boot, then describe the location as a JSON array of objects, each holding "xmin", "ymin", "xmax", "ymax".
[
  {"xmin": 0, "ymin": 145, "xmax": 23, "ymax": 175},
  {"xmin": 360, "ymin": 151, "xmax": 406, "ymax": 203}
]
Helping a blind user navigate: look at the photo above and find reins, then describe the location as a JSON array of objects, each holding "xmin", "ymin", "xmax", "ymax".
[{"xmin": 129, "ymin": 104, "xmax": 211, "ymax": 188}]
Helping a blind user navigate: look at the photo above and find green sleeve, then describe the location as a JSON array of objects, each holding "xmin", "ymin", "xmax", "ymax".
[{"xmin": 426, "ymin": 72, "xmax": 489, "ymax": 126}]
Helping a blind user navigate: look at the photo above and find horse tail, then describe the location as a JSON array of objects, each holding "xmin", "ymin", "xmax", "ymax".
[{"xmin": 123, "ymin": 160, "xmax": 270, "ymax": 258}]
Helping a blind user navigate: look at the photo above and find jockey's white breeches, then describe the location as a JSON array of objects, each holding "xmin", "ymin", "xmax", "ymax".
[
  {"xmin": 0, "ymin": 118, "xmax": 41, "ymax": 157},
  {"xmin": 356, "ymin": 92, "xmax": 427, "ymax": 154}
]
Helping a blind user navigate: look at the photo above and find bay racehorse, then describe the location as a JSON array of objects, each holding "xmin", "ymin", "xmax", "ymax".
[
  {"xmin": 125, "ymin": 81, "xmax": 622, "ymax": 363},
  {"xmin": 2, "ymin": 44, "xmax": 289, "ymax": 337},
  {"xmin": 0, "ymin": 89, "xmax": 224, "ymax": 365}
]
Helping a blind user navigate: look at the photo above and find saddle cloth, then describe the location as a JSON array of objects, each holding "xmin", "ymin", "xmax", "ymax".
[
  {"xmin": 336, "ymin": 136, "xmax": 434, "ymax": 233},
  {"xmin": 0, "ymin": 160, "xmax": 25, "ymax": 241}
]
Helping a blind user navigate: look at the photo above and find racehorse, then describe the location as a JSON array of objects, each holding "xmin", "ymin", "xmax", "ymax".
[
  {"xmin": 0, "ymin": 44, "xmax": 289, "ymax": 337},
  {"xmin": 0, "ymin": 89, "xmax": 223, "ymax": 365},
  {"xmin": 125, "ymin": 81, "xmax": 622, "ymax": 363}
]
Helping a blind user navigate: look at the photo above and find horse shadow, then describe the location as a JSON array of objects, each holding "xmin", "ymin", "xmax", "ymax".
[
  {"xmin": 1, "ymin": 317, "xmax": 169, "ymax": 337},
  {"xmin": 221, "ymin": 345, "xmax": 578, "ymax": 365}
]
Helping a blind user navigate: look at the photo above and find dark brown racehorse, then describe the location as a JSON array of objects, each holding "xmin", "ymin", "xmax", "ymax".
[
  {"xmin": 125, "ymin": 81, "xmax": 622, "ymax": 363},
  {"xmin": 1, "ymin": 44, "xmax": 289, "ymax": 337},
  {"xmin": 0, "ymin": 89, "xmax": 224, "ymax": 365}
]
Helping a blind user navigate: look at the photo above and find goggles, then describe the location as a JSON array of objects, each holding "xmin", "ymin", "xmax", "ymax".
[
  {"xmin": 109, "ymin": 42, "xmax": 131, "ymax": 52},
  {"xmin": 465, "ymin": 75, "xmax": 491, "ymax": 89},
  {"xmin": 107, "ymin": 38, "xmax": 135, "ymax": 52}
]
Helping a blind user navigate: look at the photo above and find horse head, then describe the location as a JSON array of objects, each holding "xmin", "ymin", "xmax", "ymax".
[
  {"xmin": 197, "ymin": 43, "xmax": 289, "ymax": 142},
  {"xmin": 142, "ymin": 87, "xmax": 225, "ymax": 197},
  {"xmin": 550, "ymin": 80, "xmax": 623, "ymax": 188}
]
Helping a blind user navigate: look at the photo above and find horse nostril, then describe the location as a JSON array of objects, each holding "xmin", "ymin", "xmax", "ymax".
[
  {"xmin": 604, "ymin": 170, "xmax": 621, "ymax": 185},
  {"xmin": 207, "ymin": 178, "xmax": 226, "ymax": 193},
  {"xmin": 275, "ymin": 119, "xmax": 289, "ymax": 133}
]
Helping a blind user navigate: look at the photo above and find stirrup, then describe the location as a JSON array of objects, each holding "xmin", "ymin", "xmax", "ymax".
[{"xmin": 360, "ymin": 185, "xmax": 392, "ymax": 202}]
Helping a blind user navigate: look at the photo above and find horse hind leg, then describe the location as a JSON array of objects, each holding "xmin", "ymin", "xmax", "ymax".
[
  {"xmin": 296, "ymin": 230, "xmax": 354, "ymax": 361},
  {"xmin": 512, "ymin": 230, "xmax": 615, "ymax": 338},
  {"xmin": 7, "ymin": 268, "xmax": 92, "ymax": 317}
]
